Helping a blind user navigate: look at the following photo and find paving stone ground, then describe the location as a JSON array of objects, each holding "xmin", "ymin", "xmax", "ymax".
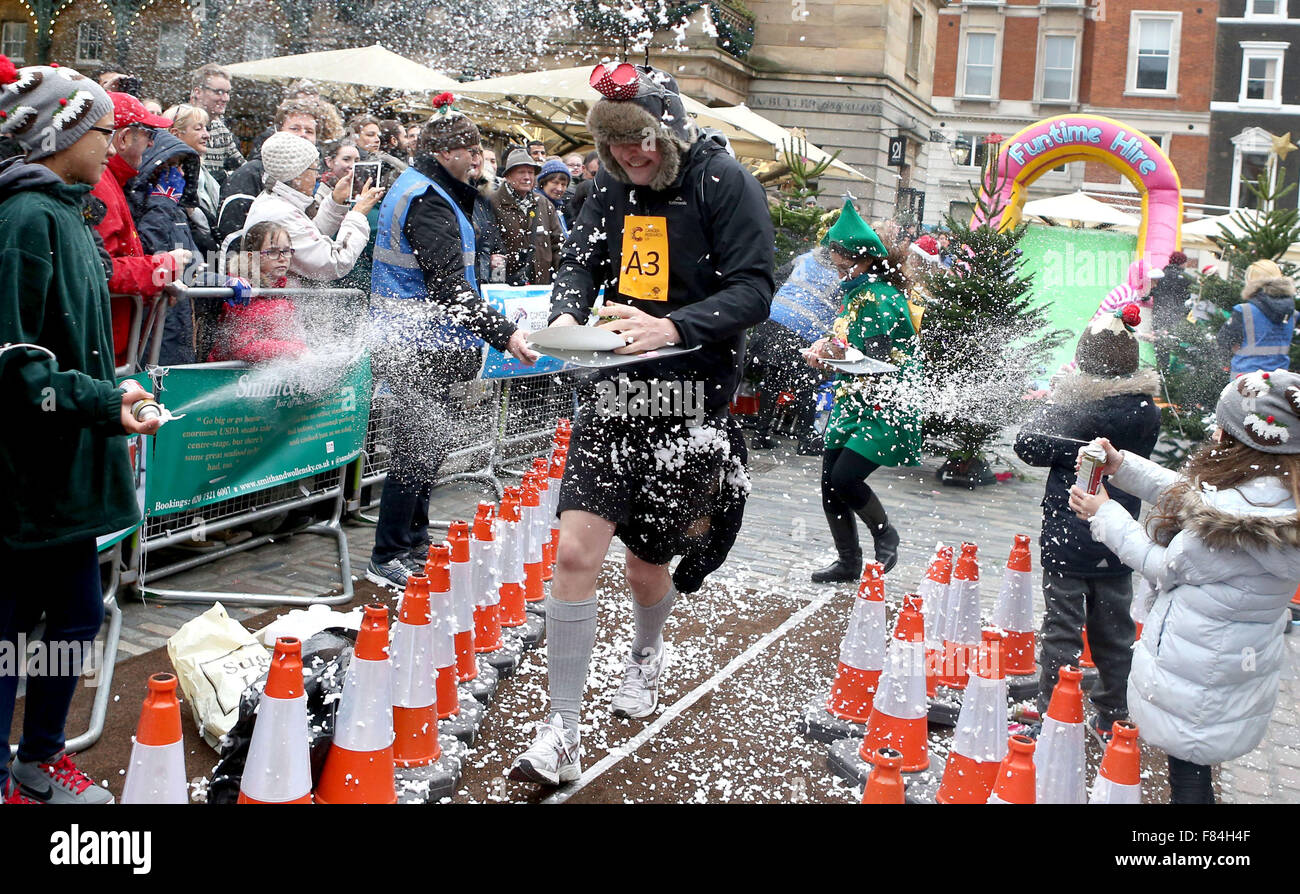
[{"xmin": 103, "ymin": 429, "xmax": 1298, "ymax": 804}]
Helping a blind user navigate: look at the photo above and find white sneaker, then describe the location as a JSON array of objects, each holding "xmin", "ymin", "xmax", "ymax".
[
  {"xmin": 610, "ymin": 644, "xmax": 667, "ymax": 719},
  {"xmin": 508, "ymin": 714, "xmax": 581, "ymax": 787}
]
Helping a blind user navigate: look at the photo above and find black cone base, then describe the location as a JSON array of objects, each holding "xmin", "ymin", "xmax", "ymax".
[
  {"xmin": 796, "ymin": 698, "xmax": 868, "ymax": 744},
  {"xmin": 438, "ymin": 696, "xmax": 485, "ymax": 746}
]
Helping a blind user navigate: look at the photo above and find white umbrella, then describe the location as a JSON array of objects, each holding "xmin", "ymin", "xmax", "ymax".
[
  {"xmin": 1182, "ymin": 209, "xmax": 1266, "ymax": 239},
  {"xmin": 453, "ymin": 66, "xmax": 869, "ymax": 180},
  {"xmin": 224, "ymin": 44, "xmax": 460, "ymax": 94},
  {"xmin": 1022, "ymin": 191, "xmax": 1139, "ymax": 228}
]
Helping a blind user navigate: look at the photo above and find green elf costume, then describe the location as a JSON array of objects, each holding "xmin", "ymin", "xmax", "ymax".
[{"xmin": 811, "ymin": 201, "xmax": 921, "ymax": 582}]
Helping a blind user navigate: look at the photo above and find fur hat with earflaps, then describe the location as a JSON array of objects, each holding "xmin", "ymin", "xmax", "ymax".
[
  {"xmin": 1076, "ymin": 303, "xmax": 1142, "ymax": 377},
  {"xmin": 586, "ymin": 62, "xmax": 697, "ymax": 191}
]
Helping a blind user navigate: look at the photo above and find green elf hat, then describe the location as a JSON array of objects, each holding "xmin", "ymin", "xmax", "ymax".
[{"xmin": 822, "ymin": 199, "xmax": 889, "ymax": 259}]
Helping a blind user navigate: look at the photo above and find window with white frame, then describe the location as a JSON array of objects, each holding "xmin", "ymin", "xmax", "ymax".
[
  {"xmin": 243, "ymin": 23, "xmax": 275, "ymax": 61},
  {"xmin": 1240, "ymin": 42, "xmax": 1287, "ymax": 106},
  {"xmin": 952, "ymin": 133, "xmax": 999, "ymax": 168},
  {"xmin": 1246, "ymin": 0, "xmax": 1287, "ymax": 17},
  {"xmin": 1041, "ymin": 35, "xmax": 1076, "ymax": 101},
  {"xmin": 1, "ymin": 22, "xmax": 27, "ymax": 63},
  {"xmin": 75, "ymin": 21, "xmax": 105, "ymax": 66},
  {"xmin": 963, "ymin": 32, "xmax": 997, "ymax": 97},
  {"xmin": 156, "ymin": 22, "xmax": 188, "ymax": 69},
  {"xmin": 1127, "ymin": 12, "xmax": 1180, "ymax": 94}
]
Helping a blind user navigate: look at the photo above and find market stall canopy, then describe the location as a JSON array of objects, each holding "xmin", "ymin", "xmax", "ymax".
[
  {"xmin": 1182, "ymin": 209, "xmax": 1267, "ymax": 239},
  {"xmin": 224, "ymin": 44, "xmax": 460, "ymax": 94},
  {"xmin": 450, "ymin": 66, "xmax": 869, "ymax": 182},
  {"xmin": 1022, "ymin": 191, "xmax": 1139, "ymax": 228}
]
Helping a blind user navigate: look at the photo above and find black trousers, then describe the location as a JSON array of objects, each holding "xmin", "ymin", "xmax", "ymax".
[
  {"xmin": 748, "ymin": 320, "xmax": 822, "ymax": 442},
  {"xmin": 1168, "ymin": 755, "xmax": 1215, "ymax": 804},
  {"xmin": 1037, "ymin": 572, "xmax": 1136, "ymax": 721}
]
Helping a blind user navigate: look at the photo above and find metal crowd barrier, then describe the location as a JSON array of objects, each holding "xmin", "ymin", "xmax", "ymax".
[
  {"xmin": 129, "ymin": 286, "xmax": 364, "ymax": 607},
  {"xmin": 111, "ymin": 292, "xmax": 145, "ymax": 377}
]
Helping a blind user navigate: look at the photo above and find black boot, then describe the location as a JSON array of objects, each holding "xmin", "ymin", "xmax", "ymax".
[
  {"xmin": 752, "ymin": 386, "xmax": 779, "ymax": 449},
  {"xmin": 795, "ymin": 397, "xmax": 822, "ymax": 455},
  {"xmin": 811, "ymin": 511, "xmax": 863, "ymax": 583},
  {"xmin": 855, "ymin": 493, "xmax": 900, "ymax": 573}
]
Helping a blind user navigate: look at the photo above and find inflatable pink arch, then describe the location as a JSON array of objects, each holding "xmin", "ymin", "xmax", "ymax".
[{"xmin": 972, "ymin": 114, "xmax": 1183, "ymax": 270}]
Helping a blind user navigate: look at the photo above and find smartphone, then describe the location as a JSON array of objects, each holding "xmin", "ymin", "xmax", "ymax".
[{"xmin": 351, "ymin": 161, "xmax": 381, "ymax": 202}]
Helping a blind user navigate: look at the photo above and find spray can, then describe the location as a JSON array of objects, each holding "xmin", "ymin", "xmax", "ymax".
[
  {"xmin": 131, "ymin": 399, "xmax": 164, "ymax": 424},
  {"xmin": 1076, "ymin": 443, "xmax": 1106, "ymax": 495},
  {"xmin": 490, "ymin": 256, "xmax": 506, "ymax": 283}
]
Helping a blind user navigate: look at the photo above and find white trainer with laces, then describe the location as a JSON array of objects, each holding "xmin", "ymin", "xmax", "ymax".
[
  {"xmin": 508, "ymin": 714, "xmax": 581, "ymax": 787},
  {"xmin": 610, "ymin": 644, "xmax": 667, "ymax": 719}
]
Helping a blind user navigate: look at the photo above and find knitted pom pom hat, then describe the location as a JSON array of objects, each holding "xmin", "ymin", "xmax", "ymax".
[
  {"xmin": 417, "ymin": 91, "xmax": 480, "ymax": 154},
  {"xmin": 1216, "ymin": 368, "xmax": 1300, "ymax": 454},
  {"xmin": 0, "ymin": 56, "xmax": 113, "ymax": 161}
]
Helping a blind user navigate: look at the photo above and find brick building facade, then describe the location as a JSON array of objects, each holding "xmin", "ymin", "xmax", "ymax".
[
  {"xmin": 924, "ymin": 0, "xmax": 1215, "ymax": 226},
  {"xmin": 1207, "ymin": 0, "xmax": 1300, "ymax": 209}
]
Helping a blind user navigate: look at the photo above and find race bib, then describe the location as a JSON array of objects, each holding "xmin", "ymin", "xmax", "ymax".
[{"xmin": 618, "ymin": 215, "xmax": 669, "ymax": 301}]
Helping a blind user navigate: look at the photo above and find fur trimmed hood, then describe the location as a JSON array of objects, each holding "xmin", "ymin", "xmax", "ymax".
[
  {"xmin": 1242, "ymin": 274, "xmax": 1297, "ymax": 304},
  {"xmin": 1173, "ymin": 476, "xmax": 1299, "ymax": 552},
  {"xmin": 1050, "ymin": 367, "xmax": 1161, "ymax": 406},
  {"xmin": 587, "ymin": 98, "xmax": 696, "ymax": 192}
]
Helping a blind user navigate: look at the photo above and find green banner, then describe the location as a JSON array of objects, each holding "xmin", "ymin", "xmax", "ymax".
[{"xmin": 147, "ymin": 354, "xmax": 372, "ymax": 516}]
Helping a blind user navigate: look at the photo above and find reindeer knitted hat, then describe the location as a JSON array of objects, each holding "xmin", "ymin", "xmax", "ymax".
[{"xmin": 0, "ymin": 57, "xmax": 114, "ymax": 161}]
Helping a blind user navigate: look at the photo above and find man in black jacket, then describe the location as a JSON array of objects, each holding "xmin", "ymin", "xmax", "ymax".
[
  {"xmin": 365, "ymin": 102, "xmax": 536, "ymax": 589},
  {"xmin": 508, "ymin": 64, "xmax": 773, "ymax": 787},
  {"xmin": 1013, "ymin": 306, "xmax": 1161, "ymax": 738}
]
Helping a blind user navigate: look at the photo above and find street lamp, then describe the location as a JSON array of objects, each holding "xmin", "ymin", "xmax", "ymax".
[{"xmin": 950, "ymin": 135, "xmax": 971, "ymax": 167}]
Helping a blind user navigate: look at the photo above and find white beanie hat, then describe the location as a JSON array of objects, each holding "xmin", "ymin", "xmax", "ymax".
[{"xmin": 261, "ymin": 131, "xmax": 319, "ymax": 183}]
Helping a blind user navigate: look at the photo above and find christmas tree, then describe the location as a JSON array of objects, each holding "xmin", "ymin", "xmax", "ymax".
[{"xmin": 918, "ymin": 166, "xmax": 1068, "ymax": 485}]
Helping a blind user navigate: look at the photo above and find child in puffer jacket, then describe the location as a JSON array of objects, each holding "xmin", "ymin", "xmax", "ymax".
[
  {"xmin": 1070, "ymin": 368, "xmax": 1300, "ymax": 803},
  {"xmin": 208, "ymin": 221, "xmax": 307, "ymax": 362}
]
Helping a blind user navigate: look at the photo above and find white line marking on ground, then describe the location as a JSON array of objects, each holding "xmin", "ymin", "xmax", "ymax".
[{"xmin": 542, "ymin": 586, "xmax": 839, "ymax": 804}]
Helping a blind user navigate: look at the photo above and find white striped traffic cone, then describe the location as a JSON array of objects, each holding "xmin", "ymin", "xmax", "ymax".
[
  {"xmin": 987, "ymin": 734, "xmax": 1036, "ymax": 804},
  {"xmin": 798, "ymin": 562, "xmax": 888, "ymax": 742},
  {"xmin": 919, "ymin": 544, "xmax": 953, "ymax": 699},
  {"xmin": 930, "ymin": 542, "xmax": 980, "ymax": 725},
  {"xmin": 1089, "ymin": 720, "xmax": 1141, "ymax": 804},
  {"xmin": 495, "ymin": 487, "xmax": 544, "ymax": 648},
  {"xmin": 1035, "ymin": 665, "xmax": 1086, "ymax": 804},
  {"xmin": 935, "ymin": 629, "xmax": 1008, "ymax": 804},
  {"xmin": 427, "ymin": 543, "xmax": 485, "ymax": 745},
  {"xmin": 992, "ymin": 534, "xmax": 1038, "ymax": 701},
  {"xmin": 122, "ymin": 673, "xmax": 187, "ymax": 804},
  {"xmin": 522, "ymin": 474, "xmax": 546, "ymax": 606},
  {"xmin": 314, "ymin": 604, "xmax": 396, "ymax": 804},
  {"xmin": 238, "ymin": 638, "xmax": 312, "ymax": 804},
  {"xmin": 392, "ymin": 574, "xmax": 440, "ymax": 767}
]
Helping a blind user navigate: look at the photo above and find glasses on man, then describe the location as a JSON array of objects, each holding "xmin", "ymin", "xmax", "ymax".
[
  {"xmin": 258, "ymin": 247, "xmax": 296, "ymax": 260},
  {"xmin": 87, "ymin": 125, "xmax": 115, "ymax": 140},
  {"xmin": 202, "ymin": 86, "xmax": 231, "ymax": 97}
]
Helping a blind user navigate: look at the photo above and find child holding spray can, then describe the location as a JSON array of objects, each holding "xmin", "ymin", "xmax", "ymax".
[{"xmin": 1013, "ymin": 305, "xmax": 1161, "ymax": 738}]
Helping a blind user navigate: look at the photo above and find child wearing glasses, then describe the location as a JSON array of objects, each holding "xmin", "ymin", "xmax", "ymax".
[{"xmin": 208, "ymin": 221, "xmax": 307, "ymax": 362}]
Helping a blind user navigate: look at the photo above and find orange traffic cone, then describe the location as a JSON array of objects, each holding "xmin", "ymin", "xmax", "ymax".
[
  {"xmin": 496, "ymin": 488, "xmax": 528, "ymax": 627},
  {"xmin": 799, "ymin": 563, "xmax": 888, "ymax": 742},
  {"xmin": 1079, "ymin": 626, "xmax": 1099, "ymax": 692},
  {"xmin": 1090, "ymin": 720, "xmax": 1142, "ymax": 804},
  {"xmin": 238, "ymin": 638, "xmax": 312, "ymax": 804},
  {"xmin": 919, "ymin": 545, "xmax": 953, "ymax": 699},
  {"xmin": 544, "ymin": 446, "xmax": 567, "ymax": 579},
  {"xmin": 861, "ymin": 747, "xmax": 906, "ymax": 804},
  {"xmin": 315, "ymin": 604, "xmax": 396, "ymax": 804},
  {"xmin": 937, "ymin": 542, "xmax": 980, "ymax": 691},
  {"xmin": 992, "ymin": 535, "xmax": 1038, "ymax": 699},
  {"xmin": 428, "ymin": 543, "xmax": 486, "ymax": 744},
  {"xmin": 392, "ymin": 575, "xmax": 440, "ymax": 767},
  {"xmin": 858, "ymin": 594, "xmax": 929, "ymax": 772},
  {"xmin": 935, "ymin": 629, "xmax": 1008, "ymax": 804},
  {"xmin": 122, "ymin": 672, "xmax": 187, "ymax": 803},
  {"xmin": 987, "ymin": 734, "xmax": 1036, "ymax": 804},
  {"xmin": 521, "ymin": 476, "xmax": 546, "ymax": 604},
  {"xmin": 472, "ymin": 502, "xmax": 504, "ymax": 652},
  {"xmin": 448, "ymin": 521, "xmax": 478, "ymax": 682},
  {"xmin": 1035, "ymin": 665, "xmax": 1086, "ymax": 803},
  {"xmin": 530, "ymin": 457, "xmax": 552, "ymax": 582}
]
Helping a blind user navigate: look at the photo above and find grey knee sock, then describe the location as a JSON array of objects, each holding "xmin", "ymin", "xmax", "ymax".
[
  {"xmin": 546, "ymin": 595, "xmax": 598, "ymax": 734},
  {"xmin": 631, "ymin": 583, "xmax": 676, "ymax": 656}
]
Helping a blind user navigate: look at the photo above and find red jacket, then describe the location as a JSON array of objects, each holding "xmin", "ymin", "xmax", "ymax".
[
  {"xmin": 91, "ymin": 154, "xmax": 180, "ymax": 365},
  {"xmin": 207, "ymin": 278, "xmax": 306, "ymax": 363}
]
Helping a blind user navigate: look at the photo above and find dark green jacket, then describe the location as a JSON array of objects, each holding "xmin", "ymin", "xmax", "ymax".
[{"xmin": 0, "ymin": 157, "xmax": 138, "ymax": 549}]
